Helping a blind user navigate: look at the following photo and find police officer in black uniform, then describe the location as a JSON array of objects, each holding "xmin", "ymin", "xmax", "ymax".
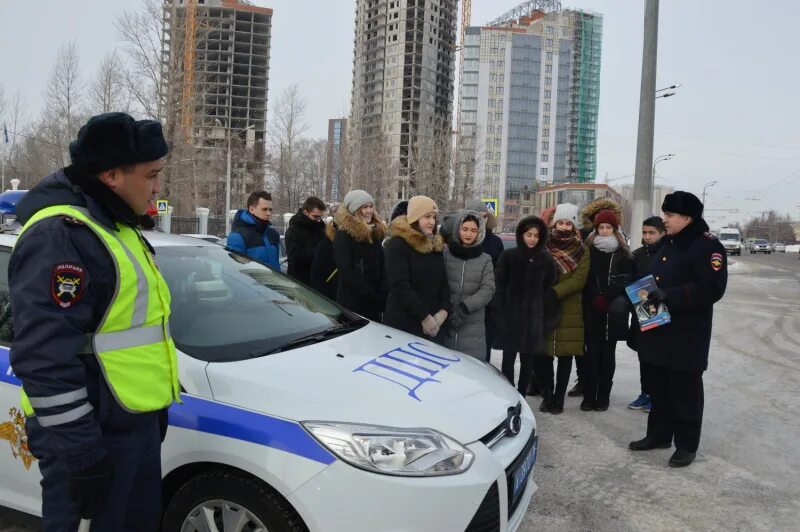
[
  {"xmin": 628, "ymin": 191, "xmax": 728, "ymax": 468},
  {"xmin": 9, "ymin": 113, "xmax": 177, "ymax": 530}
]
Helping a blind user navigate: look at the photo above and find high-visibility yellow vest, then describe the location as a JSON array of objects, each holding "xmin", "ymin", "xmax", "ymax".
[{"xmin": 16, "ymin": 205, "xmax": 180, "ymax": 416}]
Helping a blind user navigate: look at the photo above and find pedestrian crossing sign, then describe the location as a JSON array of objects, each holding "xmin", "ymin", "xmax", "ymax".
[
  {"xmin": 156, "ymin": 200, "xmax": 169, "ymax": 214},
  {"xmin": 482, "ymin": 198, "xmax": 498, "ymax": 215}
]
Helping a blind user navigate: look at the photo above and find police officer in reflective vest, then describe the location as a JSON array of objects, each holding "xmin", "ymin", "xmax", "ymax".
[
  {"xmin": 628, "ymin": 191, "xmax": 727, "ymax": 468},
  {"xmin": 9, "ymin": 113, "xmax": 180, "ymax": 531}
]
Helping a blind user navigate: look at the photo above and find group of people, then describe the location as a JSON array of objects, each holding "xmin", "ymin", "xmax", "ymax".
[
  {"xmin": 6, "ymin": 111, "xmax": 729, "ymax": 530},
  {"xmin": 268, "ymin": 189, "xmax": 727, "ymax": 470}
]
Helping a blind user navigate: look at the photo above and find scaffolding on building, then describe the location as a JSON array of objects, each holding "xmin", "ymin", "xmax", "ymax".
[
  {"xmin": 486, "ymin": 0, "xmax": 562, "ymax": 26},
  {"xmin": 568, "ymin": 11, "xmax": 602, "ymax": 183}
]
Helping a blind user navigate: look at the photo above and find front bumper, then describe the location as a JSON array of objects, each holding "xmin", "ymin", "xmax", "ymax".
[{"xmin": 288, "ymin": 407, "xmax": 538, "ymax": 532}]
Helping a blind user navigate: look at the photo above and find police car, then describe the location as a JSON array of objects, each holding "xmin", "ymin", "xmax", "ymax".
[{"xmin": 0, "ymin": 230, "xmax": 538, "ymax": 531}]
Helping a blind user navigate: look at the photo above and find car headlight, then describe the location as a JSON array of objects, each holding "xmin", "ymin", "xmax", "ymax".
[{"xmin": 302, "ymin": 422, "xmax": 474, "ymax": 476}]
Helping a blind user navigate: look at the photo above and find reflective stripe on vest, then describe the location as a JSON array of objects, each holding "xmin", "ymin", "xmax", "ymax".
[{"xmin": 16, "ymin": 205, "xmax": 180, "ymax": 416}]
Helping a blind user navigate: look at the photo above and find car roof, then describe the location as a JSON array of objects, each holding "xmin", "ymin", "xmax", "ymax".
[{"xmin": 0, "ymin": 226, "xmax": 219, "ymax": 249}]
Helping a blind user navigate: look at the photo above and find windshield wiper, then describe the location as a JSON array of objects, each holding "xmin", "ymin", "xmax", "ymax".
[{"xmin": 251, "ymin": 320, "xmax": 368, "ymax": 358}]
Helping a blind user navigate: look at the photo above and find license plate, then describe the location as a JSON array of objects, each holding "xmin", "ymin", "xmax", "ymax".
[{"xmin": 511, "ymin": 436, "xmax": 538, "ymax": 501}]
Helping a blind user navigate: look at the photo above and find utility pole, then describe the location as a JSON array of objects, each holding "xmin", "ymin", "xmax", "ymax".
[{"xmin": 631, "ymin": 0, "xmax": 659, "ymax": 239}]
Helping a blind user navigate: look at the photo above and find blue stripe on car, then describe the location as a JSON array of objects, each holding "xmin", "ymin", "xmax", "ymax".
[{"xmin": 0, "ymin": 347, "xmax": 334, "ymax": 465}]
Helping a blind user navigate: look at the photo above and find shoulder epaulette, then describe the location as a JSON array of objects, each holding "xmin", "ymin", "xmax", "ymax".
[
  {"xmin": 703, "ymin": 232, "xmax": 718, "ymax": 240},
  {"xmin": 60, "ymin": 215, "xmax": 86, "ymax": 226}
]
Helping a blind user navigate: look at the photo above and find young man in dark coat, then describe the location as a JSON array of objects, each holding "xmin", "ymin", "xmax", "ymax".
[
  {"xmin": 285, "ymin": 196, "xmax": 327, "ymax": 285},
  {"xmin": 626, "ymin": 216, "xmax": 666, "ymax": 412},
  {"xmin": 629, "ymin": 192, "xmax": 727, "ymax": 468},
  {"xmin": 465, "ymin": 200, "xmax": 504, "ymax": 362},
  {"xmin": 492, "ymin": 216, "xmax": 557, "ymax": 395},
  {"xmin": 333, "ymin": 190, "xmax": 388, "ymax": 321},
  {"xmin": 384, "ymin": 196, "xmax": 450, "ymax": 341}
]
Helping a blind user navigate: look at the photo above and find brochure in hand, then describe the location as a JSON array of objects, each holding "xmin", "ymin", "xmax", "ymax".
[{"xmin": 625, "ymin": 274, "xmax": 671, "ymax": 331}]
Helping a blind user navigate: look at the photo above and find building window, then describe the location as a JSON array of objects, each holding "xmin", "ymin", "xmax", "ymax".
[
  {"xmin": 542, "ymin": 141, "xmax": 549, "ymax": 151},
  {"xmin": 546, "ymin": 38, "xmax": 553, "ymax": 48},
  {"xmin": 545, "ymin": 64, "xmax": 552, "ymax": 73},
  {"xmin": 544, "ymin": 102, "xmax": 551, "ymax": 111},
  {"xmin": 544, "ymin": 89, "xmax": 552, "ymax": 98},
  {"xmin": 545, "ymin": 76, "xmax": 552, "ymax": 86},
  {"xmin": 546, "ymin": 26, "xmax": 554, "ymax": 34},
  {"xmin": 546, "ymin": 51, "xmax": 553, "ymax": 61},
  {"xmin": 541, "ymin": 153, "xmax": 549, "ymax": 162}
]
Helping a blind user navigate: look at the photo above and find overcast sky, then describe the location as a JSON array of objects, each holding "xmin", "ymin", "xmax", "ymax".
[{"xmin": 1, "ymin": 0, "xmax": 799, "ymax": 225}]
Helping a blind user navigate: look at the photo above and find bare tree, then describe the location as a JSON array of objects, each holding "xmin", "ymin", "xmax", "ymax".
[
  {"xmin": 407, "ymin": 127, "xmax": 454, "ymax": 209},
  {"xmin": 115, "ymin": 0, "xmax": 163, "ymax": 119},
  {"xmin": 41, "ymin": 41, "xmax": 84, "ymax": 169},
  {"xmin": 267, "ymin": 85, "xmax": 310, "ymax": 212},
  {"xmin": 88, "ymin": 51, "xmax": 131, "ymax": 114}
]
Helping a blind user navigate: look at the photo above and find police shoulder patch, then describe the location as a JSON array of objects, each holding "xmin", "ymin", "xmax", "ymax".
[
  {"xmin": 51, "ymin": 263, "xmax": 85, "ymax": 308},
  {"xmin": 710, "ymin": 252, "xmax": 724, "ymax": 272}
]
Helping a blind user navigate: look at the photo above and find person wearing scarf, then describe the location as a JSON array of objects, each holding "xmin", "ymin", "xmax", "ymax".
[
  {"xmin": 441, "ymin": 210, "xmax": 496, "ymax": 360},
  {"xmin": 581, "ymin": 209, "xmax": 634, "ymax": 412},
  {"xmin": 533, "ymin": 203, "xmax": 590, "ymax": 414}
]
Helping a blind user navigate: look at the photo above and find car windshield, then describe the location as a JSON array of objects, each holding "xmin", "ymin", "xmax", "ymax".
[
  {"xmin": 720, "ymin": 233, "xmax": 738, "ymax": 241},
  {"xmin": 155, "ymin": 245, "xmax": 365, "ymax": 362},
  {"xmin": 755, "ymin": 239, "xmax": 768, "ymax": 244}
]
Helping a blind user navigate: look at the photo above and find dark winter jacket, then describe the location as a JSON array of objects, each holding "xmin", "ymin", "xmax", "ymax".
[
  {"xmin": 285, "ymin": 209, "xmax": 327, "ymax": 285},
  {"xmin": 638, "ymin": 219, "xmax": 727, "ymax": 372},
  {"xmin": 627, "ymin": 238, "xmax": 666, "ymax": 350},
  {"xmin": 8, "ymin": 168, "xmax": 165, "ymax": 473},
  {"xmin": 333, "ymin": 206, "xmax": 388, "ymax": 321},
  {"xmin": 442, "ymin": 211, "xmax": 495, "ymax": 359},
  {"xmin": 492, "ymin": 217, "xmax": 557, "ymax": 354},
  {"xmin": 384, "ymin": 215, "xmax": 450, "ymax": 339},
  {"xmin": 310, "ymin": 222, "xmax": 339, "ymax": 300},
  {"xmin": 228, "ymin": 210, "xmax": 281, "ymax": 270},
  {"xmin": 483, "ymin": 228, "xmax": 504, "ymax": 267},
  {"xmin": 583, "ymin": 243, "xmax": 634, "ymax": 343},
  {"xmin": 546, "ymin": 249, "xmax": 590, "ymax": 357}
]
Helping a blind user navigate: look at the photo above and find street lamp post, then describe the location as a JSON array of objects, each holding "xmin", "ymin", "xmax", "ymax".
[{"xmin": 225, "ymin": 124, "xmax": 255, "ymax": 235}]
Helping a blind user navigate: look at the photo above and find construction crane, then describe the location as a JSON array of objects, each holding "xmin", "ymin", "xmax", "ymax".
[{"xmin": 181, "ymin": 0, "xmax": 198, "ymax": 144}]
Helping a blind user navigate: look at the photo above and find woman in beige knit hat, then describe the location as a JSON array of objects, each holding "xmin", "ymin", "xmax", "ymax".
[{"xmin": 383, "ymin": 196, "xmax": 451, "ymax": 343}]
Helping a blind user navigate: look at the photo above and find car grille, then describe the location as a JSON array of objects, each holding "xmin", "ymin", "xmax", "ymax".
[
  {"xmin": 464, "ymin": 481, "xmax": 500, "ymax": 532},
  {"xmin": 505, "ymin": 429, "xmax": 538, "ymax": 517}
]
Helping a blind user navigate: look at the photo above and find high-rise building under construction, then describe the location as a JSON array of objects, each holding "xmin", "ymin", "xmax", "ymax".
[
  {"xmin": 161, "ymin": 0, "xmax": 272, "ymax": 215},
  {"xmin": 349, "ymin": 0, "xmax": 458, "ymax": 208},
  {"xmin": 456, "ymin": 0, "xmax": 602, "ymax": 230}
]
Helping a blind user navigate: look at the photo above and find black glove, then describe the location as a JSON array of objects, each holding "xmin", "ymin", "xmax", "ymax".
[
  {"xmin": 610, "ymin": 274, "xmax": 634, "ymax": 289},
  {"xmin": 70, "ymin": 455, "xmax": 113, "ymax": 519},
  {"xmin": 646, "ymin": 288, "xmax": 668, "ymax": 307},
  {"xmin": 448, "ymin": 303, "xmax": 469, "ymax": 331},
  {"xmin": 609, "ymin": 295, "xmax": 629, "ymax": 315}
]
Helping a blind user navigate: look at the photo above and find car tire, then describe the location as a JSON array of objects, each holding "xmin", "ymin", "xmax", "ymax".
[{"xmin": 162, "ymin": 469, "xmax": 307, "ymax": 532}]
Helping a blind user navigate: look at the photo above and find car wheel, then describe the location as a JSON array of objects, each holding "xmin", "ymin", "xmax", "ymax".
[{"xmin": 163, "ymin": 469, "xmax": 307, "ymax": 532}]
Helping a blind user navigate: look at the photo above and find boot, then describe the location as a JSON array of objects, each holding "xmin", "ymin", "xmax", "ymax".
[
  {"xmin": 567, "ymin": 380, "xmax": 584, "ymax": 397},
  {"xmin": 527, "ymin": 380, "xmax": 540, "ymax": 397},
  {"xmin": 539, "ymin": 389, "xmax": 553, "ymax": 413},
  {"xmin": 668, "ymin": 450, "xmax": 696, "ymax": 468},
  {"xmin": 629, "ymin": 437, "xmax": 671, "ymax": 451},
  {"xmin": 550, "ymin": 393, "xmax": 564, "ymax": 415}
]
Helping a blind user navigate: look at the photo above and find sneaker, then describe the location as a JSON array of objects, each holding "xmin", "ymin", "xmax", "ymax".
[
  {"xmin": 668, "ymin": 450, "xmax": 696, "ymax": 467},
  {"xmin": 643, "ymin": 401, "xmax": 652, "ymax": 413},
  {"xmin": 567, "ymin": 381, "xmax": 584, "ymax": 397},
  {"xmin": 628, "ymin": 394, "xmax": 650, "ymax": 410}
]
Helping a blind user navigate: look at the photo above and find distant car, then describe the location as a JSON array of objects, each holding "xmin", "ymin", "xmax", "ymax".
[
  {"xmin": 499, "ymin": 233, "xmax": 517, "ymax": 249},
  {"xmin": 750, "ymin": 239, "xmax": 771, "ymax": 254},
  {"xmin": 773, "ymin": 243, "xmax": 786, "ymax": 253}
]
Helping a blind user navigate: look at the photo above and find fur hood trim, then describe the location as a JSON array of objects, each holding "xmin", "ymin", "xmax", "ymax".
[
  {"xmin": 580, "ymin": 198, "xmax": 624, "ymax": 229},
  {"xmin": 389, "ymin": 215, "xmax": 444, "ymax": 254},
  {"xmin": 325, "ymin": 220, "xmax": 337, "ymax": 241},
  {"xmin": 334, "ymin": 205, "xmax": 386, "ymax": 243}
]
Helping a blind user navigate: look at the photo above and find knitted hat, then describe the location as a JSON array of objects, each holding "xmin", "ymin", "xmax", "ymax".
[
  {"xmin": 407, "ymin": 195, "xmax": 438, "ymax": 224},
  {"xmin": 343, "ymin": 189, "xmax": 374, "ymax": 214},
  {"xmin": 69, "ymin": 112, "xmax": 168, "ymax": 172},
  {"xmin": 552, "ymin": 203, "xmax": 579, "ymax": 227},
  {"xmin": 662, "ymin": 191, "xmax": 703, "ymax": 219},
  {"xmin": 594, "ymin": 209, "xmax": 619, "ymax": 229}
]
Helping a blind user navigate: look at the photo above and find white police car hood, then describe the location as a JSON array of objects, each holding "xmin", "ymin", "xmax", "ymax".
[{"xmin": 205, "ymin": 322, "xmax": 522, "ymax": 444}]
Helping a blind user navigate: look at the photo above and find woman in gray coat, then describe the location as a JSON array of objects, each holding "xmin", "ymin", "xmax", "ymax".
[{"xmin": 442, "ymin": 210, "xmax": 496, "ymax": 360}]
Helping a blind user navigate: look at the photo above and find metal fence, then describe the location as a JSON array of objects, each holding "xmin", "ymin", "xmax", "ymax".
[{"xmin": 155, "ymin": 214, "xmax": 287, "ymax": 237}]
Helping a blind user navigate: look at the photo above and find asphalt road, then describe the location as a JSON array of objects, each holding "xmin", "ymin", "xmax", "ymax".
[{"xmin": 2, "ymin": 252, "xmax": 798, "ymax": 531}]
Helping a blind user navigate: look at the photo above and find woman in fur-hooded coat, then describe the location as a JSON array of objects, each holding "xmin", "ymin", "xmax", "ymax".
[
  {"xmin": 333, "ymin": 203, "xmax": 388, "ymax": 321},
  {"xmin": 384, "ymin": 197, "xmax": 450, "ymax": 341}
]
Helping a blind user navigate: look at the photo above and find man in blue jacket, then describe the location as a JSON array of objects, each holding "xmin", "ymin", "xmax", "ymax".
[{"xmin": 228, "ymin": 191, "xmax": 281, "ymax": 270}]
